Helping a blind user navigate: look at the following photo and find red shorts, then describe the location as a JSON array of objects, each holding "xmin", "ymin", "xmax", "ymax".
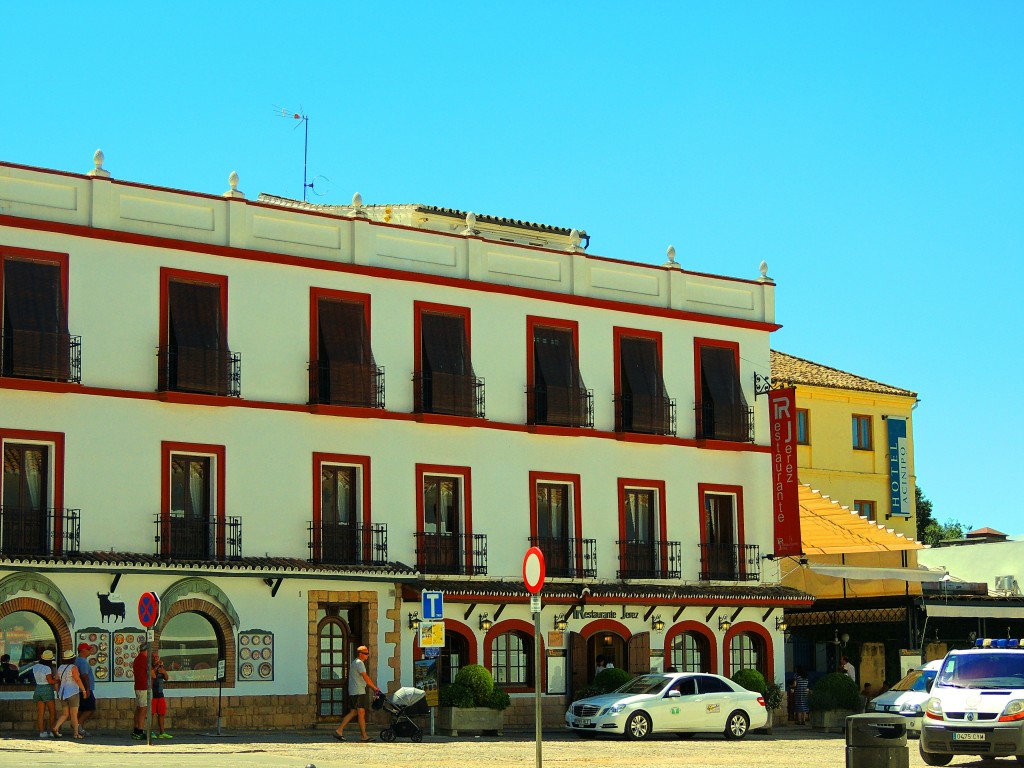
[{"xmin": 151, "ymin": 697, "xmax": 167, "ymax": 715}]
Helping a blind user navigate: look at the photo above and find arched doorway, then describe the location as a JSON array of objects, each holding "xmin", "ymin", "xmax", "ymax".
[{"xmin": 317, "ymin": 611, "xmax": 353, "ymax": 719}]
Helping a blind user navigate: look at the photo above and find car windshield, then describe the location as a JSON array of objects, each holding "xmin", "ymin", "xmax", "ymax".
[
  {"xmin": 890, "ymin": 668, "xmax": 937, "ymax": 693},
  {"xmin": 937, "ymin": 653, "xmax": 1024, "ymax": 690},
  {"xmin": 615, "ymin": 675, "xmax": 669, "ymax": 695}
]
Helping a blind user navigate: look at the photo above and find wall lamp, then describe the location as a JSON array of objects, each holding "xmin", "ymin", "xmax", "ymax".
[
  {"xmin": 408, "ymin": 611, "xmax": 420, "ymax": 630},
  {"xmin": 554, "ymin": 614, "xmax": 568, "ymax": 632},
  {"xmin": 776, "ymin": 617, "xmax": 788, "ymax": 632},
  {"xmin": 479, "ymin": 612, "xmax": 492, "ymax": 632},
  {"xmin": 718, "ymin": 616, "xmax": 732, "ymax": 632},
  {"xmin": 652, "ymin": 615, "xmax": 665, "ymax": 633}
]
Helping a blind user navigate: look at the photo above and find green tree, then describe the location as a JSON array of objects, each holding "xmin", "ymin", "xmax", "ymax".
[
  {"xmin": 921, "ymin": 519, "xmax": 971, "ymax": 546},
  {"xmin": 915, "ymin": 486, "xmax": 935, "ymax": 541}
]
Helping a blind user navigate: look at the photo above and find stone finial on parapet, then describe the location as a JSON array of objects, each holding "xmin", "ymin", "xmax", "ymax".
[
  {"xmin": 568, "ymin": 229, "xmax": 583, "ymax": 253},
  {"xmin": 664, "ymin": 245, "xmax": 680, "ymax": 269},
  {"xmin": 223, "ymin": 171, "xmax": 245, "ymax": 199},
  {"xmin": 757, "ymin": 260, "xmax": 774, "ymax": 284},
  {"xmin": 351, "ymin": 192, "xmax": 368, "ymax": 217},
  {"xmin": 462, "ymin": 211, "xmax": 477, "ymax": 235},
  {"xmin": 87, "ymin": 149, "xmax": 111, "ymax": 178}
]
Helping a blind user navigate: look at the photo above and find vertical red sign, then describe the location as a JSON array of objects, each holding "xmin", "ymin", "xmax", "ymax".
[{"xmin": 769, "ymin": 388, "xmax": 801, "ymax": 556}]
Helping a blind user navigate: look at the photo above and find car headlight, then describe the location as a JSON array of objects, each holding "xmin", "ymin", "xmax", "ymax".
[
  {"xmin": 900, "ymin": 703, "xmax": 923, "ymax": 715},
  {"xmin": 865, "ymin": 702, "xmax": 877, "ymax": 711},
  {"xmin": 925, "ymin": 697, "xmax": 943, "ymax": 720},
  {"xmin": 600, "ymin": 703, "xmax": 627, "ymax": 716},
  {"xmin": 999, "ymin": 700, "xmax": 1024, "ymax": 722}
]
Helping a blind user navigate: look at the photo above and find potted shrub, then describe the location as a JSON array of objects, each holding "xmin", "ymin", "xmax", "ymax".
[
  {"xmin": 438, "ymin": 664, "xmax": 510, "ymax": 736},
  {"xmin": 730, "ymin": 669, "xmax": 776, "ymax": 732},
  {"xmin": 808, "ymin": 672, "xmax": 860, "ymax": 732}
]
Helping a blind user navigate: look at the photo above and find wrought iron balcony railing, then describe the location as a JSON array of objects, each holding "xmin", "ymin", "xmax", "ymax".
[
  {"xmin": 157, "ymin": 345, "xmax": 241, "ymax": 397},
  {"xmin": 414, "ymin": 532, "xmax": 487, "ymax": 575},
  {"xmin": 698, "ymin": 543, "xmax": 761, "ymax": 581},
  {"xmin": 154, "ymin": 513, "xmax": 242, "ymax": 561},
  {"xmin": 0, "ymin": 506, "xmax": 80, "ymax": 557},
  {"xmin": 616, "ymin": 539, "xmax": 681, "ymax": 580},
  {"xmin": 695, "ymin": 401, "xmax": 754, "ymax": 442},
  {"xmin": 614, "ymin": 394, "xmax": 677, "ymax": 436},
  {"xmin": 1, "ymin": 331, "xmax": 81, "ymax": 383},
  {"xmin": 525, "ymin": 386, "xmax": 594, "ymax": 428},
  {"xmin": 308, "ymin": 360, "xmax": 385, "ymax": 408},
  {"xmin": 528, "ymin": 536, "xmax": 597, "ymax": 578},
  {"xmin": 308, "ymin": 521, "xmax": 388, "ymax": 566},
  {"xmin": 412, "ymin": 371, "xmax": 485, "ymax": 418}
]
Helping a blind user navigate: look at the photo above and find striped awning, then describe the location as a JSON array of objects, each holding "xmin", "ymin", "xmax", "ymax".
[{"xmin": 799, "ymin": 484, "xmax": 924, "ymax": 555}]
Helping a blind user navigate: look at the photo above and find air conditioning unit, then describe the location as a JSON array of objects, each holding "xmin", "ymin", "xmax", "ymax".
[{"xmin": 994, "ymin": 575, "xmax": 1019, "ymax": 593}]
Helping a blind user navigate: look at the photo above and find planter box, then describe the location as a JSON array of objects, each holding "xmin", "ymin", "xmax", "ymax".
[
  {"xmin": 438, "ymin": 706, "xmax": 504, "ymax": 736},
  {"xmin": 811, "ymin": 708, "xmax": 858, "ymax": 733}
]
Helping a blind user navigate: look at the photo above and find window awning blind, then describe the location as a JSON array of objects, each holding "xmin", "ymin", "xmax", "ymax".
[{"xmin": 2, "ymin": 258, "xmax": 70, "ymax": 378}]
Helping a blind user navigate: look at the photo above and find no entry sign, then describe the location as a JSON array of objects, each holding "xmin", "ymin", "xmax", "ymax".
[{"xmin": 523, "ymin": 547, "xmax": 546, "ymax": 594}]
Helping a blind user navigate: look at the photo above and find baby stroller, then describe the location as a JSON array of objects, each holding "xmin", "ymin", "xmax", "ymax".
[{"xmin": 375, "ymin": 686, "xmax": 426, "ymax": 742}]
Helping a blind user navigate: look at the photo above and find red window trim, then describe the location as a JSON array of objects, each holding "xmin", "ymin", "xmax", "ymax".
[
  {"xmin": 616, "ymin": 477, "xmax": 668, "ymax": 574},
  {"xmin": 611, "ymin": 326, "xmax": 663, "ymax": 404},
  {"xmin": 663, "ymin": 620, "xmax": 718, "ymax": 674},
  {"xmin": 312, "ymin": 452, "xmax": 372, "ymax": 560},
  {"xmin": 697, "ymin": 482, "xmax": 747, "ymax": 577},
  {"xmin": 721, "ymin": 621, "xmax": 774, "ymax": 681},
  {"xmin": 415, "ymin": 463, "xmax": 473, "ymax": 569},
  {"xmin": 693, "ymin": 337, "xmax": 741, "ymax": 405},
  {"xmin": 525, "ymin": 315, "xmax": 580, "ymax": 399},
  {"xmin": 0, "ymin": 428, "xmax": 66, "ymax": 555},
  {"xmin": 158, "ymin": 267, "xmax": 229, "ymax": 350},
  {"xmin": 0, "ymin": 245, "xmax": 70, "ymax": 314},
  {"xmin": 308, "ymin": 288, "xmax": 372, "ymax": 366},
  {"xmin": 528, "ymin": 471, "xmax": 583, "ymax": 573},
  {"xmin": 413, "ymin": 301, "xmax": 471, "ymax": 376},
  {"xmin": 160, "ymin": 441, "xmax": 227, "ymax": 559},
  {"xmin": 483, "ymin": 618, "xmax": 545, "ymax": 693}
]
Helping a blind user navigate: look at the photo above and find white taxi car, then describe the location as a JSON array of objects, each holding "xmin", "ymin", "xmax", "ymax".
[
  {"xmin": 920, "ymin": 638, "xmax": 1024, "ymax": 766},
  {"xmin": 565, "ymin": 672, "xmax": 767, "ymax": 740},
  {"xmin": 867, "ymin": 659, "xmax": 942, "ymax": 737}
]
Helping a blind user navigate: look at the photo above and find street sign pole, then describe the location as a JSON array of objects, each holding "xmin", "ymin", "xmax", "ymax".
[
  {"xmin": 138, "ymin": 592, "xmax": 160, "ymax": 747},
  {"xmin": 523, "ymin": 548, "xmax": 546, "ymax": 768},
  {"xmin": 534, "ymin": 597, "xmax": 542, "ymax": 768}
]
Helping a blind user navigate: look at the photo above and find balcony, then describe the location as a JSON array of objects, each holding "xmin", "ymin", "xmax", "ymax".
[
  {"xmin": 614, "ymin": 394, "xmax": 677, "ymax": 436},
  {"xmin": 528, "ymin": 536, "xmax": 597, "ymax": 578},
  {"xmin": 698, "ymin": 543, "xmax": 761, "ymax": 581},
  {"xmin": 695, "ymin": 401, "xmax": 754, "ymax": 442},
  {"xmin": 414, "ymin": 532, "xmax": 487, "ymax": 575},
  {"xmin": 413, "ymin": 372, "xmax": 485, "ymax": 418},
  {"xmin": 1, "ymin": 331, "xmax": 81, "ymax": 383},
  {"xmin": 157, "ymin": 345, "xmax": 241, "ymax": 397},
  {"xmin": 526, "ymin": 386, "xmax": 594, "ymax": 428},
  {"xmin": 154, "ymin": 514, "xmax": 242, "ymax": 561},
  {"xmin": 308, "ymin": 521, "xmax": 388, "ymax": 566},
  {"xmin": 0, "ymin": 507, "xmax": 80, "ymax": 557},
  {"xmin": 616, "ymin": 539, "xmax": 681, "ymax": 579},
  {"xmin": 309, "ymin": 360, "xmax": 385, "ymax": 408}
]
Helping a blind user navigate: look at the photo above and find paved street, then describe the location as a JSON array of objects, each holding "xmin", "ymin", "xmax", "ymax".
[{"xmin": 0, "ymin": 726, "xmax": 996, "ymax": 768}]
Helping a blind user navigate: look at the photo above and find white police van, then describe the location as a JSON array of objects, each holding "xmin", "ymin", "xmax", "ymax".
[{"xmin": 920, "ymin": 638, "xmax": 1024, "ymax": 766}]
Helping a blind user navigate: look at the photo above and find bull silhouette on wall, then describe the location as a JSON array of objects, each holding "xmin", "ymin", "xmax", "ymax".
[{"xmin": 97, "ymin": 593, "xmax": 125, "ymax": 623}]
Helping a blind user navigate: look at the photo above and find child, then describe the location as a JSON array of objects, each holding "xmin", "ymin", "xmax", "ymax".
[{"xmin": 151, "ymin": 653, "xmax": 172, "ymax": 738}]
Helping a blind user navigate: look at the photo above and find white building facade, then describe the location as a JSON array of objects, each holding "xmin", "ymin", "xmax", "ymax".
[{"xmin": 0, "ymin": 156, "xmax": 809, "ymax": 732}]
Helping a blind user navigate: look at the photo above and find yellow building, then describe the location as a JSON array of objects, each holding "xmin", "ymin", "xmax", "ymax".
[{"xmin": 770, "ymin": 350, "xmax": 919, "ymax": 540}]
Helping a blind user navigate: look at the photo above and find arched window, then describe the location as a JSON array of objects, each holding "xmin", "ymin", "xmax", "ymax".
[
  {"xmin": 491, "ymin": 630, "xmax": 532, "ymax": 687},
  {"xmin": 671, "ymin": 631, "xmax": 709, "ymax": 673},
  {"xmin": 160, "ymin": 611, "xmax": 221, "ymax": 682},
  {"xmin": 0, "ymin": 610, "xmax": 58, "ymax": 684},
  {"xmin": 729, "ymin": 631, "xmax": 766, "ymax": 676},
  {"xmin": 440, "ymin": 630, "xmax": 469, "ymax": 685}
]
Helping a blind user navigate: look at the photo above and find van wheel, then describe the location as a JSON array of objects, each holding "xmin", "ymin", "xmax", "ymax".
[{"xmin": 918, "ymin": 741, "xmax": 953, "ymax": 766}]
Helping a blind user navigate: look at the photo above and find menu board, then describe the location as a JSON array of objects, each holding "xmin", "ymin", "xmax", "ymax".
[
  {"xmin": 111, "ymin": 628, "xmax": 147, "ymax": 682},
  {"xmin": 74, "ymin": 628, "xmax": 110, "ymax": 683},
  {"xmin": 237, "ymin": 629, "xmax": 274, "ymax": 681}
]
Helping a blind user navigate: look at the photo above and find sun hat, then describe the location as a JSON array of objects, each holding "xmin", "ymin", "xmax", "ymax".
[
  {"xmin": 61, "ymin": 649, "xmax": 75, "ymax": 661},
  {"xmin": 41, "ymin": 650, "xmax": 55, "ymax": 662}
]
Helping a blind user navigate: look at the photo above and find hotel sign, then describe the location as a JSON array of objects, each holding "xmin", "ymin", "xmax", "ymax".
[
  {"xmin": 769, "ymin": 388, "xmax": 801, "ymax": 556},
  {"xmin": 887, "ymin": 417, "xmax": 911, "ymax": 517}
]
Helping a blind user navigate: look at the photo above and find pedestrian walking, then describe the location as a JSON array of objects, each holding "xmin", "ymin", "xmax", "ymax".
[
  {"xmin": 334, "ymin": 644, "xmax": 380, "ymax": 742},
  {"xmin": 151, "ymin": 652, "xmax": 172, "ymax": 738},
  {"xmin": 794, "ymin": 666, "xmax": 810, "ymax": 725},
  {"xmin": 31, "ymin": 649, "xmax": 57, "ymax": 738},
  {"xmin": 52, "ymin": 649, "xmax": 87, "ymax": 738},
  {"xmin": 131, "ymin": 641, "xmax": 149, "ymax": 740},
  {"xmin": 74, "ymin": 643, "xmax": 97, "ymax": 736}
]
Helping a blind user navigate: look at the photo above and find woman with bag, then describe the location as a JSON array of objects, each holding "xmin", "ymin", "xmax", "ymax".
[
  {"xmin": 52, "ymin": 649, "xmax": 88, "ymax": 738},
  {"xmin": 31, "ymin": 649, "xmax": 58, "ymax": 738}
]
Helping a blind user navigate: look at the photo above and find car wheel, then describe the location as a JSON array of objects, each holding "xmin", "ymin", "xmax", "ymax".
[
  {"xmin": 624, "ymin": 711, "xmax": 652, "ymax": 740},
  {"xmin": 723, "ymin": 710, "xmax": 750, "ymax": 740},
  {"xmin": 918, "ymin": 741, "xmax": 953, "ymax": 766}
]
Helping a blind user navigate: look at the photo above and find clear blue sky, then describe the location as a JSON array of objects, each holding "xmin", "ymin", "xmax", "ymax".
[{"xmin": 4, "ymin": 3, "xmax": 1022, "ymax": 534}]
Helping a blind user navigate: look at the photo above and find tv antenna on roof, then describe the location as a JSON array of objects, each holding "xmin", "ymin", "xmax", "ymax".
[{"xmin": 273, "ymin": 106, "xmax": 329, "ymax": 201}]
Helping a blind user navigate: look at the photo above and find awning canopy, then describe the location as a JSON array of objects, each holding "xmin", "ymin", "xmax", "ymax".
[
  {"xmin": 798, "ymin": 484, "xmax": 924, "ymax": 555},
  {"xmin": 808, "ymin": 563, "xmax": 943, "ymax": 582}
]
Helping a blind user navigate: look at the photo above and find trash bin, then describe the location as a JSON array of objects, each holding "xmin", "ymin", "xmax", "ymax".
[{"xmin": 846, "ymin": 713, "xmax": 909, "ymax": 768}]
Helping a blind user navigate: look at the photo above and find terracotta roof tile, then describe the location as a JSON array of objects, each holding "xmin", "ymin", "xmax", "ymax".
[{"xmin": 770, "ymin": 350, "xmax": 917, "ymax": 398}]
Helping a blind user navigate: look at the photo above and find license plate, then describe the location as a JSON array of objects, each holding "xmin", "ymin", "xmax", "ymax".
[
  {"xmin": 573, "ymin": 718, "xmax": 592, "ymax": 727},
  {"xmin": 952, "ymin": 732, "xmax": 985, "ymax": 742}
]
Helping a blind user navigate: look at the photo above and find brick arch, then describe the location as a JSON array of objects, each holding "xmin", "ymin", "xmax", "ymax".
[
  {"xmin": 483, "ymin": 618, "xmax": 546, "ymax": 693},
  {"xmin": 664, "ymin": 620, "xmax": 717, "ymax": 674},
  {"xmin": 412, "ymin": 618, "xmax": 477, "ymax": 665},
  {"xmin": 156, "ymin": 597, "xmax": 236, "ymax": 687},
  {"xmin": 0, "ymin": 596, "xmax": 73, "ymax": 657},
  {"xmin": 721, "ymin": 621, "xmax": 774, "ymax": 681},
  {"xmin": 577, "ymin": 618, "xmax": 631, "ymax": 641}
]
